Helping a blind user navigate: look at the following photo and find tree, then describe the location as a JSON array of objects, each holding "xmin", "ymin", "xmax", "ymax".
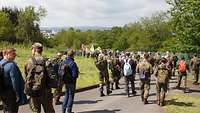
[
  {"xmin": 0, "ymin": 11, "xmax": 15, "ymax": 42},
  {"xmin": 167, "ymin": 0, "xmax": 200, "ymax": 52},
  {"xmin": 15, "ymin": 6, "xmax": 46, "ymax": 42}
]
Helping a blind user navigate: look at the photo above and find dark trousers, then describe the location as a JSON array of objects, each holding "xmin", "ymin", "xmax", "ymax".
[
  {"xmin": 1, "ymin": 90, "xmax": 18, "ymax": 113},
  {"xmin": 62, "ymin": 82, "xmax": 76, "ymax": 112},
  {"xmin": 177, "ymin": 72, "xmax": 187, "ymax": 89},
  {"xmin": 124, "ymin": 75, "xmax": 135, "ymax": 96}
]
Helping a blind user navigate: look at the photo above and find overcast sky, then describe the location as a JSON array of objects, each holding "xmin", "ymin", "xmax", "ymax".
[{"xmin": 0, "ymin": 0, "xmax": 170, "ymax": 27}]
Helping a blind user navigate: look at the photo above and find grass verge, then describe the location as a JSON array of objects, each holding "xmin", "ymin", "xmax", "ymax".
[{"xmin": 163, "ymin": 93, "xmax": 200, "ymax": 113}]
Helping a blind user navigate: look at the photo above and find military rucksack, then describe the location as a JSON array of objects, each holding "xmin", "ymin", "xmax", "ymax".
[
  {"xmin": 192, "ymin": 58, "xmax": 200, "ymax": 71},
  {"xmin": 58, "ymin": 60, "xmax": 73, "ymax": 84},
  {"xmin": 24, "ymin": 57, "xmax": 46, "ymax": 97},
  {"xmin": 0, "ymin": 61, "xmax": 10, "ymax": 97},
  {"xmin": 157, "ymin": 65, "xmax": 169, "ymax": 83},
  {"xmin": 46, "ymin": 57, "xmax": 62, "ymax": 88}
]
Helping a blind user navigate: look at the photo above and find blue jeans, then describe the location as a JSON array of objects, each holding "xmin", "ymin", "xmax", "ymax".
[{"xmin": 62, "ymin": 82, "xmax": 76, "ymax": 112}]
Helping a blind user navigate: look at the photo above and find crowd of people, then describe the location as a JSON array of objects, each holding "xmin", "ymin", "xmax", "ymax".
[
  {"xmin": 94, "ymin": 50, "xmax": 200, "ymax": 106},
  {"xmin": 0, "ymin": 43, "xmax": 200, "ymax": 113},
  {"xmin": 0, "ymin": 42, "xmax": 79, "ymax": 113}
]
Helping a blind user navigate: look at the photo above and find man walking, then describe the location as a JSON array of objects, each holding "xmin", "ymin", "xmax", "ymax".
[
  {"xmin": 136, "ymin": 53, "xmax": 153, "ymax": 104},
  {"xmin": 60, "ymin": 50, "xmax": 79, "ymax": 113}
]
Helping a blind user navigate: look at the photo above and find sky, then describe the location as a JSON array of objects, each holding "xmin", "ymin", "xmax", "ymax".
[{"xmin": 0, "ymin": 0, "xmax": 170, "ymax": 27}]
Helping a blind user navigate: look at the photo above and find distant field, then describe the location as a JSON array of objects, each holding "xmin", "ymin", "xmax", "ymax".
[{"xmin": 0, "ymin": 43, "xmax": 99, "ymax": 88}]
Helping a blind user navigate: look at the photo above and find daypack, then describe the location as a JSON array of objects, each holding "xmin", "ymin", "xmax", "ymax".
[
  {"xmin": 58, "ymin": 61, "xmax": 73, "ymax": 84},
  {"xmin": 24, "ymin": 57, "xmax": 46, "ymax": 97},
  {"xmin": 157, "ymin": 65, "xmax": 169, "ymax": 83},
  {"xmin": 192, "ymin": 58, "xmax": 200, "ymax": 71},
  {"xmin": 123, "ymin": 59, "xmax": 133, "ymax": 76},
  {"xmin": 46, "ymin": 57, "xmax": 62, "ymax": 88},
  {"xmin": 179, "ymin": 60, "xmax": 187, "ymax": 73},
  {"xmin": 139, "ymin": 62, "xmax": 149, "ymax": 81},
  {"xmin": 0, "ymin": 61, "xmax": 10, "ymax": 96}
]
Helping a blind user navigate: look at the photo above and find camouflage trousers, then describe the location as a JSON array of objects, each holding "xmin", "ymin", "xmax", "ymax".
[
  {"xmin": 156, "ymin": 82, "xmax": 168, "ymax": 104},
  {"xmin": 110, "ymin": 72, "xmax": 120, "ymax": 89},
  {"xmin": 29, "ymin": 89, "xmax": 55, "ymax": 113},
  {"xmin": 54, "ymin": 81, "xmax": 64, "ymax": 102},
  {"xmin": 99, "ymin": 72, "xmax": 110, "ymax": 93},
  {"xmin": 192, "ymin": 70, "xmax": 199, "ymax": 83},
  {"xmin": 140, "ymin": 80, "xmax": 150, "ymax": 100}
]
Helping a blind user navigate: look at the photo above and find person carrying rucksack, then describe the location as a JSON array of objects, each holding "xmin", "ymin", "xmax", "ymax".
[
  {"xmin": 155, "ymin": 58, "xmax": 170, "ymax": 106},
  {"xmin": 59, "ymin": 49, "xmax": 79, "ymax": 113},
  {"xmin": 0, "ymin": 48, "xmax": 27, "ymax": 113},
  {"xmin": 176, "ymin": 56, "xmax": 189, "ymax": 91},
  {"xmin": 109, "ymin": 54, "xmax": 121, "ymax": 90},
  {"xmin": 190, "ymin": 54, "xmax": 200, "ymax": 85},
  {"xmin": 123, "ymin": 52, "xmax": 137, "ymax": 97},
  {"xmin": 95, "ymin": 49, "xmax": 112, "ymax": 97},
  {"xmin": 136, "ymin": 53, "xmax": 153, "ymax": 104},
  {"xmin": 46, "ymin": 51, "xmax": 64, "ymax": 105},
  {"xmin": 24, "ymin": 43, "xmax": 55, "ymax": 113}
]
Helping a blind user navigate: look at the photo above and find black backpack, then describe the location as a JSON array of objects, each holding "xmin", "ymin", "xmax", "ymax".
[
  {"xmin": 46, "ymin": 58, "xmax": 62, "ymax": 88},
  {"xmin": 0, "ymin": 61, "xmax": 10, "ymax": 96},
  {"xmin": 58, "ymin": 61, "xmax": 73, "ymax": 84}
]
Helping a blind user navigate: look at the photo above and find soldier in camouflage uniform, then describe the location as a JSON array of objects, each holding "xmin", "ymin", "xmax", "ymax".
[
  {"xmin": 155, "ymin": 58, "xmax": 170, "ymax": 106},
  {"xmin": 190, "ymin": 54, "xmax": 200, "ymax": 85},
  {"xmin": 136, "ymin": 53, "xmax": 153, "ymax": 104},
  {"xmin": 95, "ymin": 50, "xmax": 112, "ymax": 97},
  {"xmin": 109, "ymin": 54, "xmax": 121, "ymax": 90},
  {"xmin": 24, "ymin": 43, "xmax": 55, "ymax": 113},
  {"xmin": 46, "ymin": 51, "xmax": 64, "ymax": 105}
]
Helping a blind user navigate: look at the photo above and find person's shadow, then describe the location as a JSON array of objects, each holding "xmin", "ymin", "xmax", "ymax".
[
  {"xmin": 77, "ymin": 109, "xmax": 121, "ymax": 113},
  {"xmin": 165, "ymin": 99, "xmax": 194, "ymax": 107},
  {"xmin": 74, "ymin": 99, "xmax": 103, "ymax": 104}
]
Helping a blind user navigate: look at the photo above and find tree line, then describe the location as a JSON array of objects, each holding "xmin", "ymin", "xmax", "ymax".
[{"xmin": 1, "ymin": 0, "xmax": 200, "ymax": 52}]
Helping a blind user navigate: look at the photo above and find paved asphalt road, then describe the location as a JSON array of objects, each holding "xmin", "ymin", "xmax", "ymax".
[{"xmin": 16, "ymin": 75, "xmax": 174, "ymax": 113}]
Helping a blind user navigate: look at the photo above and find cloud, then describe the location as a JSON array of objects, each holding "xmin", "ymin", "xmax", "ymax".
[{"xmin": 0, "ymin": 0, "xmax": 170, "ymax": 27}]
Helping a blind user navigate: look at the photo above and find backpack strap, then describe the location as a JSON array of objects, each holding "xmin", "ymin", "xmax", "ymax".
[
  {"xmin": 1, "ymin": 61, "xmax": 12, "ymax": 66},
  {"xmin": 31, "ymin": 57, "xmax": 38, "ymax": 66}
]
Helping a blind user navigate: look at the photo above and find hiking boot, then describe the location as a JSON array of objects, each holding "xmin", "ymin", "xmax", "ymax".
[
  {"xmin": 143, "ymin": 99, "xmax": 148, "ymax": 104},
  {"xmin": 106, "ymin": 90, "xmax": 112, "ymax": 95},
  {"xmin": 132, "ymin": 91, "xmax": 137, "ymax": 96},
  {"xmin": 55, "ymin": 101, "xmax": 63, "ymax": 105},
  {"xmin": 193, "ymin": 82, "xmax": 199, "ymax": 85},
  {"xmin": 175, "ymin": 86, "xmax": 180, "ymax": 89},
  {"xmin": 116, "ymin": 86, "xmax": 120, "ymax": 89},
  {"xmin": 160, "ymin": 101, "xmax": 164, "ymax": 106},
  {"xmin": 100, "ymin": 92, "xmax": 105, "ymax": 97}
]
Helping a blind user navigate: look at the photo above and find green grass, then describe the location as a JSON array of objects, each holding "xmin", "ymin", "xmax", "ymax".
[
  {"xmin": 164, "ymin": 93, "xmax": 200, "ymax": 113},
  {"xmin": 75, "ymin": 57, "xmax": 99, "ymax": 88},
  {"xmin": 0, "ymin": 42, "xmax": 99, "ymax": 88}
]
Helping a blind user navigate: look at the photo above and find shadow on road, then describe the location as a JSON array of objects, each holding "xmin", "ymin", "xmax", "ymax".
[
  {"xmin": 74, "ymin": 99, "xmax": 103, "ymax": 104},
  {"xmin": 77, "ymin": 109, "xmax": 121, "ymax": 113},
  {"xmin": 166, "ymin": 99, "xmax": 194, "ymax": 107}
]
